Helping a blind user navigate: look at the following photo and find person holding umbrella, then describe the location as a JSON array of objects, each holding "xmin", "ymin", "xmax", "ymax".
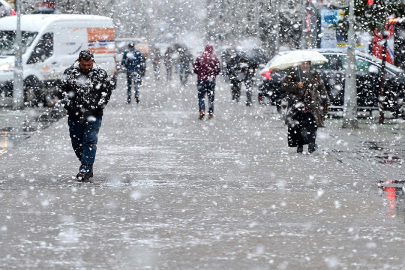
[
  {"xmin": 164, "ymin": 47, "xmax": 174, "ymax": 81},
  {"xmin": 281, "ymin": 59, "xmax": 329, "ymax": 153}
]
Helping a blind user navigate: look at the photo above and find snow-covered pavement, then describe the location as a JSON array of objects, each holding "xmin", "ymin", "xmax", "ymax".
[{"xmin": 1, "ymin": 70, "xmax": 405, "ymax": 269}]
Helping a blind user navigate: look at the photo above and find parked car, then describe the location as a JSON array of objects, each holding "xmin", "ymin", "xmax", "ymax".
[
  {"xmin": 258, "ymin": 49, "xmax": 405, "ymax": 116},
  {"xmin": 0, "ymin": 14, "xmax": 117, "ymax": 106}
]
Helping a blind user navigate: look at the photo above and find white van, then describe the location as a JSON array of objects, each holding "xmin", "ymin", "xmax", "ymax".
[{"xmin": 0, "ymin": 14, "xmax": 117, "ymax": 106}]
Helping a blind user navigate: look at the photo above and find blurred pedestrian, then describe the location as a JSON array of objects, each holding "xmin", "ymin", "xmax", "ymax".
[
  {"xmin": 151, "ymin": 47, "xmax": 161, "ymax": 80},
  {"xmin": 228, "ymin": 51, "xmax": 257, "ymax": 106},
  {"xmin": 139, "ymin": 54, "xmax": 146, "ymax": 81},
  {"xmin": 59, "ymin": 50, "xmax": 114, "ymax": 181},
  {"xmin": 164, "ymin": 47, "xmax": 174, "ymax": 81},
  {"xmin": 121, "ymin": 43, "xmax": 145, "ymax": 103},
  {"xmin": 220, "ymin": 48, "xmax": 234, "ymax": 83},
  {"xmin": 179, "ymin": 47, "xmax": 192, "ymax": 85},
  {"xmin": 281, "ymin": 61, "xmax": 329, "ymax": 153},
  {"xmin": 192, "ymin": 45, "xmax": 221, "ymax": 120}
]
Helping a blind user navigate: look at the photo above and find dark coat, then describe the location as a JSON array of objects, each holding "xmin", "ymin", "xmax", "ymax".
[
  {"xmin": 151, "ymin": 48, "xmax": 161, "ymax": 67},
  {"xmin": 59, "ymin": 61, "xmax": 113, "ymax": 121},
  {"xmin": 228, "ymin": 52, "xmax": 257, "ymax": 83},
  {"xmin": 193, "ymin": 45, "xmax": 221, "ymax": 82},
  {"xmin": 164, "ymin": 48, "xmax": 174, "ymax": 68},
  {"xmin": 282, "ymin": 67, "xmax": 329, "ymax": 127},
  {"xmin": 121, "ymin": 48, "xmax": 145, "ymax": 74},
  {"xmin": 179, "ymin": 49, "xmax": 193, "ymax": 66}
]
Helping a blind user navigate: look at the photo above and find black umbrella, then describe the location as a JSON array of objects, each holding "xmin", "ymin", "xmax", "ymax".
[{"xmin": 237, "ymin": 47, "xmax": 269, "ymax": 68}]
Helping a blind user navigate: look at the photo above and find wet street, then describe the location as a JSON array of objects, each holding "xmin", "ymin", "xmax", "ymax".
[
  {"xmin": 1, "ymin": 69, "xmax": 405, "ymax": 269},
  {"xmin": 0, "ymin": 107, "xmax": 64, "ymax": 156}
]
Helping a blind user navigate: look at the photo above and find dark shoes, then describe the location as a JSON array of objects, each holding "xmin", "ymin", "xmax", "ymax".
[
  {"xmin": 76, "ymin": 171, "xmax": 93, "ymax": 182},
  {"xmin": 308, "ymin": 143, "xmax": 318, "ymax": 154},
  {"xmin": 199, "ymin": 110, "xmax": 205, "ymax": 120},
  {"xmin": 297, "ymin": 144, "xmax": 317, "ymax": 153},
  {"xmin": 231, "ymin": 95, "xmax": 239, "ymax": 102},
  {"xmin": 128, "ymin": 97, "xmax": 139, "ymax": 104}
]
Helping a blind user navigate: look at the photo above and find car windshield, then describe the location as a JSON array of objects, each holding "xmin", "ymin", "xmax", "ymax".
[
  {"xmin": 358, "ymin": 53, "xmax": 404, "ymax": 74},
  {"xmin": 313, "ymin": 52, "xmax": 404, "ymax": 75},
  {"xmin": 317, "ymin": 54, "xmax": 376, "ymax": 73},
  {"xmin": 340, "ymin": 55, "xmax": 398, "ymax": 75},
  {"xmin": 313, "ymin": 54, "xmax": 345, "ymax": 71},
  {"xmin": 0, "ymin": 31, "xmax": 38, "ymax": 56}
]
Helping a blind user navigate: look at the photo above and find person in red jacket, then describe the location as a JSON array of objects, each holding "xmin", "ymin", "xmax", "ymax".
[{"xmin": 193, "ymin": 45, "xmax": 221, "ymax": 120}]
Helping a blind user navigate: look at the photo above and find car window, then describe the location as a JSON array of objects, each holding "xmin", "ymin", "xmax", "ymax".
[
  {"xmin": 0, "ymin": 31, "xmax": 38, "ymax": 56},
  {"xmin": 312, "ymin": 62, "xmax": 328, "ymax": 70},
  {"xmin": 340, "ymin": 55, "xmax": 381, "ymax": 74},
  {"xmin": 368, "ymin": 64, "xmax": 380, "ymax": 74},
  {"xmin": 356, "ymin": 58, "xmax": 371, "ymax": 72},
  {"xmin": 27, "ymin": 32, "xmax": 53, "ymax": 64},
  {"xmin": 313, "ymin": 54, "xmax": 344, "ymax": 70},
  {"xmin": 358, "ymin": 52, "xmax": 404, "ymax": 73}
]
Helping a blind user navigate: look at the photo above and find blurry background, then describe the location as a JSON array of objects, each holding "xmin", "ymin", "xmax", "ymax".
[{"xmin": 0, "ymin": 0, "xmax": 306, "ymax": 58}]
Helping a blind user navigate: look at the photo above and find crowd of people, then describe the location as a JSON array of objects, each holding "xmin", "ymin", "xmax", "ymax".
[
  {"xmin": 120, "ymin": 42, "xmax": 329, "ymax": 155},
  {"xmin": 149, "ymin": 44, "xmax": 194, "ymax": 84},
  {"xmin": 57, "ymin": 44, "xmax": 329, "ymax": 181},
  {"xmin": 147, "ymin": 44, "xmax": 269, "ymax": 107}
]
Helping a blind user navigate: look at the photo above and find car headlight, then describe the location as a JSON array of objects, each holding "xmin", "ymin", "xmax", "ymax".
[{"xmin": 0, "ymin": 63, "xmax": 13, "ymax": 71}]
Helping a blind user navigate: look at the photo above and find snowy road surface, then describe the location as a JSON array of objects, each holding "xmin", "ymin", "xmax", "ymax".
[{"xmin": 1, "ymin": 69, "xmax": 405, "ymax": 269}]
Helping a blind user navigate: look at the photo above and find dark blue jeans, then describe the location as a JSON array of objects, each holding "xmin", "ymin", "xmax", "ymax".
[
  {"xmin": 126, "ymin": 71, "xmax": 140, "ymax": 102},
  {"xmin": 230, "ymin": 77, "xmax": 253, "ymax": 105},
  {"xmin": 197, "ymin": 80, "xmax": 215, "ymax": 114},
  {"xmin": 68, "ymin": 116, "xmax": 102, "ymax": 175},
  {"xmin": 179, "ymin": 64, "xmax": 189, "ymax": 84},
  {"xmin": 166, "ymin": 65, "xmax": 172, "ymax": 81}
]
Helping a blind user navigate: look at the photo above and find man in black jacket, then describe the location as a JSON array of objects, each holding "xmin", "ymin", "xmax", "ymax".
[
  {"xmin": 228, "ymin": 51, "xmax": 258, "ymax": 106},
  {"xmin": 59, "ymin": 50, "xmax": 114, "ymax": 182}
]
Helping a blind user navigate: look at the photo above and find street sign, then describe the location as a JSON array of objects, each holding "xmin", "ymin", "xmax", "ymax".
[
  {"xmin": 322, "ymin": 0, "xmax": 349, "ymax": 8},
  {"xmin": 35, "ymin": 0, "xmax": 54, "ymax": 12}
]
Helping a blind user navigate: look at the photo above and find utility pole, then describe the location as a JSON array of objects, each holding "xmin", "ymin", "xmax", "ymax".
[
  {"xmin": 309, "ymin": 1, "xmax": 318, "ymax": 49},
  {"xmin": 379, "ymin": 31, "xmax": 387, "ymax": 124},
  {"xmin": 378, "ymin": 3, "xmax": 387, "ymax": 124},
  {"xmin": 111, "ymin": 0, "xmax": 116, "ymax": 35},
  {"xmin": 342, "ymin": 0, "xmax": 358, "ymax": 128},
  {"xmin": 300, "ymin": 0, "xmax": 307, "ymax": 49},
  {"xmin": 307, "ymin": 0, "xmax": 313, "ymax": 49},
  {"xmin": 275, "ymin": 0, "xmax": 280, "ymax": 53},
  {"xmin": 12, "ymin": 0, "xmax": 24, "ymax": 110}
]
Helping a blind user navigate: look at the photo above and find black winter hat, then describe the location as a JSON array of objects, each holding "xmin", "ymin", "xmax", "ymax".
[{"xmin": 79, "ymin": 50, "xmax": 94, "ymax": 61}]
